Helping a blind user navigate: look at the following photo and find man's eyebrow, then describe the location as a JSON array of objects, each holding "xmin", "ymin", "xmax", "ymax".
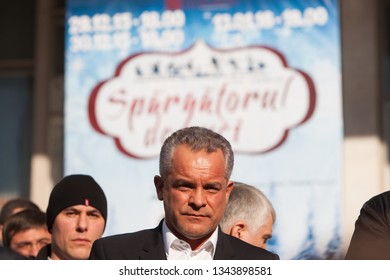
[
  {"xmin": 63, "ymin": 207, "xmax": 80, "ymax": 212},
  {"xmin": 172, "ymin": 179, "xmax": 195, "ymax": 186},
  {"xmin": 204, "ymin": 182, "xmax": 223, "ymax": 187},
  {"xmin": 38, "ymin": 237, "xmax": 51, "ymax": 241},
  {"xmin": 87, "ymin": 209, "xmax": 102, "ymax": 214}
]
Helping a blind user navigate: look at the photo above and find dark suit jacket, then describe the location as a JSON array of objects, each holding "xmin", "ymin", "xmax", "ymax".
[
  {"xmin": 35, "ymin": 244, "xmax": 51, "ymax": 260},
  {"xmin": 89, "ymin": 220, "xmax": 279, "ymax": 260},
  {"xmin": 345, "ymin": 191, "xmax": 390, "ymax": 259},
  {"xmin": 0, "ymin": 246, "xmax": 28, "ymax": 260}
]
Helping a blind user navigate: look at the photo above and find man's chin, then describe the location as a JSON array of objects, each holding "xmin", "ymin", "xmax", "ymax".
[
  {"xmin": 68, "ymin": 248, "xmax": 91, "ymax": 260},
  {"xmin": 181, "ymin": 226, "xmax": 215, "ymax": 240}
]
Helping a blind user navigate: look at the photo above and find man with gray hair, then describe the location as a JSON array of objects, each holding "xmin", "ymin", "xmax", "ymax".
[
  {"xmin": 220, "ymin": 182, "xmax": 276, "ymax": 249},
  {"xmin": 90, "ymin": 126, "xmax": 279, "ymax": 260}
]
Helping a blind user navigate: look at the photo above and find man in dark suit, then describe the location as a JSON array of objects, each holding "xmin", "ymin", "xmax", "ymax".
[
  {"xmin": 345, "ymin": 190, "xmax": 390, "ymax": 259},
  {"xmin": 90, "ymin": 126, "xmax": 279, "ymax": 260}
]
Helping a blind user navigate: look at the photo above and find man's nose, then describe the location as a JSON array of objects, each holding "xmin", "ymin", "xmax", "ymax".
[
  {"xmin": 76, "ymin": 213, "xmax": 88, "ymax": 232},
  {"xmin": 29, "ymin": 242, "xmax": 42, "ymax": 257},
  {"xmin": 189, "ymin": 188, "xmax": 207, "ymax": 209}
]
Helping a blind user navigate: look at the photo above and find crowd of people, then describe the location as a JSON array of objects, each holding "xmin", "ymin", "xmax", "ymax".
[{"xmin": 0, "ymin": 126, "xmax": 387, "ymax": 260}]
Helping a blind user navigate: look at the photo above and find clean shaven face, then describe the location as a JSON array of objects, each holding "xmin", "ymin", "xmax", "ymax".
[
  {"xmin": 50, "ymin": 205, "xmax": 105, "ymax": 260},
  {"xmin": 155, "ymin": 144, "xmax": 233, "ymax": 249}
]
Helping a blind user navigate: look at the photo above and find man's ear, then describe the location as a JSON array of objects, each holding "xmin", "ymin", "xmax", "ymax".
[
  {"xmin": 225, "ymin": 180, "xmax": 234, "ymax": 202},
  {"xmin": 154, "ymin": 175, "xmax": 164, "ymax": 201},
  {"xmin": 229, "ymin": 221, "xmax": 246, "ymax": 239}
]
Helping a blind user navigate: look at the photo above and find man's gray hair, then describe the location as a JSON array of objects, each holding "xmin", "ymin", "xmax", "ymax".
[
  {"xmin": 159, "ymin": 126, "xmax": 234, "ymax": 180},
  {"xmin": 220, "ymin": 182, "xmax": 276, "ymax": 234}
]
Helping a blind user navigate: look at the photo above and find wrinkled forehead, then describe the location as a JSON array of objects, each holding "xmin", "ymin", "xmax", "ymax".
[{"xmin": 172, "ymin": 145, "xmax": 226, "ymax": 167}]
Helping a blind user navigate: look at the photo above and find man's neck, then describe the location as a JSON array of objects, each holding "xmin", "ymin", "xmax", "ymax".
[{"xmin": 166, "ymin": 223, "xmax": 215, "ymax": 251}]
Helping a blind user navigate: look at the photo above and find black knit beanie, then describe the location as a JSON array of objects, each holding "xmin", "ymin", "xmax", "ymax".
[{"xmin": 46, "ymin": 174, "xmax": 107, "ymax": 231}]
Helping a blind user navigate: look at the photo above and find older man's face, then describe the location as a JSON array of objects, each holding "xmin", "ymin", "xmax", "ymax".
[
  {"xmin": 242, "ymin": 214, "xmax": 274, "ymax": 249},
  {"xmin": 155, "ymin": 144, "xmax": 233, "ymax": 248}
]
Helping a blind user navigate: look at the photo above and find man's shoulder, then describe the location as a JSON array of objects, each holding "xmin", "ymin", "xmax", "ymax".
[
  {"xmin": 0, "ymin": 246, "xmax": 28, "ymax": 260},
  {"xmin": 35, "ymin": 244, "xmax": 50, "ymax": 260},
  {"xmin": 365, "ymin": 191, "xmax": 390, "ymax": 209},
  {"xmin": 90, "ymin": 226, "xmax": 166, "ymax": 260},
  {"xmin": 345, "ymin": 191, "xmax": 390, "ymax": 259},
  {"xmin": 98, "ymin": 227, "xmax": 160, "ymax": 245},
  {"xmin": 359, "ymin": 190, "xmax": 390, "ymax": 220},
  {"xmin": 217, "ymin": 232, "xmax": 279, "ymax": 260}
]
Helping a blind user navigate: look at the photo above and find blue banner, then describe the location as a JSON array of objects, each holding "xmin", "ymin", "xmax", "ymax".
[{"xmin": 65, "ymin": 0, "xmax": 342, "ymax": 259}]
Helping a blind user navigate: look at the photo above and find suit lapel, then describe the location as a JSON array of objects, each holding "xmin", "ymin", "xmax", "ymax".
[
  {"xmin": 139, "ymin": 222, "xmax": 233, "ymax": 260},
  {"xmin": 214, "ymin": 227, "xmax": 235, "ymax": 260},
  {"xmin": 139, "ymin": 220, "xmax": 167, "ymax": 260}
]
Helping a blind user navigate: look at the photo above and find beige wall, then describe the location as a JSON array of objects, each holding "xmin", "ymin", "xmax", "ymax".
[
  {"xmin": 30, "ymin": 0, "xmax": 64, "ymax": 211},
  {"xmin": 340, "ymin": 0, "xmax": 388, "ymax": 255}
]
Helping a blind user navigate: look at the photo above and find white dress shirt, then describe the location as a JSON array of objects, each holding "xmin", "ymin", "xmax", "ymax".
[{"xmin": 162, "ymin": 220, "xmax": 218, "ymax": 260}]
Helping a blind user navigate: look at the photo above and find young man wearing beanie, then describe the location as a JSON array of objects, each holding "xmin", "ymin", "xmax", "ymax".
[{"xmin": 36, "ymin": 174, "xmax": 107, "ymax": 260}]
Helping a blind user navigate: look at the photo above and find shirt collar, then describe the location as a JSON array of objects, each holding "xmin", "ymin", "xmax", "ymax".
[{"xmin": 162, "ymin": 219, "xmax": 218, "ymax": 259}]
